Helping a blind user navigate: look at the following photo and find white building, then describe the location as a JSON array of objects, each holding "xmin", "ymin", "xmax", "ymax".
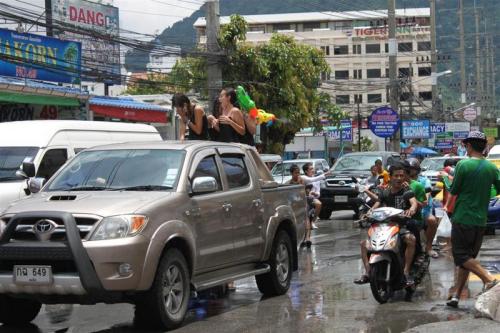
[
  {"xmin": 146, "ymin": 46, "xmax": 181, "ymax": 74},
  {"xmin": 194, "ymin": 8, "xmax": 432, "ymax": 120}
]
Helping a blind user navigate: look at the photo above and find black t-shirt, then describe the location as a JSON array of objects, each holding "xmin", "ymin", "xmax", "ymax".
[{"xmin": 378, "ymin": 186, "xmax": 415, "ymax": 211}]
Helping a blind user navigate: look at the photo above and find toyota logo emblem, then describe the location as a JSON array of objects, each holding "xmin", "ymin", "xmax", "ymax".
[
  {"xmin": 339, "ymin": 180, "xmax": 346, "ymax": 186},
  {"xmin": 33, "ymin": 219, "xmax": 58, "ymax": 241}
]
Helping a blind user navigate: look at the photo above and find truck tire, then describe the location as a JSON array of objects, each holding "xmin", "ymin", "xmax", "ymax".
[
  {"xmin": 0, "ymin": 295, "xmax": 41, "ymax": 325},
  {"xmin": 319, "ymin": 208, "xmax": 333, "ymax": 220},
  {"xmin": 256, "ymin": 230, "xmax": 293, "ymax": 296},
  {"xmin": 134, "ymin": 248, "xmax": 190, "ymax": 331}
]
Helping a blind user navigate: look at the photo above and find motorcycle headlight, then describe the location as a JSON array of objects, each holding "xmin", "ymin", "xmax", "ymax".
[{"xmin": 90, "ymin": 215, "xmax": 148, "ymax": 241}]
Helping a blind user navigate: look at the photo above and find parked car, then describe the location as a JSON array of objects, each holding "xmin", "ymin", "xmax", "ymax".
[
  {"xmin": 0, "ymin": 141, "xmax": 305, "ymax": 330},
  {"xmin": 0, "ymin": 120, "xmax": 162, "ymax": 214},
  {"xmin": 260, "ymin": 154, "xmax": 282, "ymax": 170},
  {"xmin": 487, "ymin": 145, "xmax": 500, "ymax": 168},
  {"xmin": 420, "ymin": 156, "xmax": 465, "ymax": 186},
  {"xmin": 271, "ymin": 159, "xmax": 329, "ymax": 184},
  {"xmin": 319, "ymin": 152, "xmax": 401, "ymax": 219}
]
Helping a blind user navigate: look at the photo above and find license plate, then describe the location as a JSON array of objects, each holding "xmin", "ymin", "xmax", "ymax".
[
  {"xmin": 335, "ymin": 195, "xmax": 348, "ymax": 203},
  {"xmin": 14, "ymin": 265, "xmax": 52, "ymax": 285}
]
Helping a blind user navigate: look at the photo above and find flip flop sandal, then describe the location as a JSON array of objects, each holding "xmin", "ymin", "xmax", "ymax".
[{"xmin": 354, "ymin": 275, "xmax": 369, "ymax": 285}]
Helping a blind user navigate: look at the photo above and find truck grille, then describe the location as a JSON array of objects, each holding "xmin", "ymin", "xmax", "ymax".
[
  {"xmin": 326, "ymin": 178, "xmax": 354, "ymax": 187},
  {"xmin": 3, "ymin": 215, "xmax": 100, "ymax": 241}
]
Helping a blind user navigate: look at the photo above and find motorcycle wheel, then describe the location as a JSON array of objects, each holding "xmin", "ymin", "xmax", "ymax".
[{"xmin": 369, "ymin": 262, "xmax": 392, "ymax": 304}]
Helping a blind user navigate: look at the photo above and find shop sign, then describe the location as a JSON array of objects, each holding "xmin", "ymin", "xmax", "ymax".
[
  {"xmin": 369, "ymin": 106, "xmax": 400, "ymax": 138},
  {"xmin": 484, "ymin": 127, "xmax": 498, "ymax": 138},
  {"xmin": 453, "ymin": 131, "xmax": 469, "ymax": 139},
  {"xmin": 321, "ymin": 120, "xmax": 352, "ymax": 142},
  {"xmin": 434, "ymin": 139, "xmax": 454, "ymax": 149},
  {"xmin": 445, "ymin": 122, "xmax": 470, "ymax": 133},
  {"xmin": 430, "ymin": 122, "xmax": 445, "ymax": 134},
  {"xmin": 401, "ymin": 120, "xmax": 431, "ymax": 139}
]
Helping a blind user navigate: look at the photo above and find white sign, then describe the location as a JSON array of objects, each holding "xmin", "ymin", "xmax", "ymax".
[
  {"xmin": 463, "ymin": 107, "xmax": 477, "ymax": 121},
  {"xmin": 445, "ymin": 122, "xmax": 470, "ymax": 133}
]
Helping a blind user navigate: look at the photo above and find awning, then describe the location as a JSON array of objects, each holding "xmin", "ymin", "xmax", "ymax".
[
  {"xmin": 0, "ymin": 91, "xmax": 80, "ymax": 106},
  {"xmin": 89, "ymin": 96, "xmax": 169, "ymax": 123}
]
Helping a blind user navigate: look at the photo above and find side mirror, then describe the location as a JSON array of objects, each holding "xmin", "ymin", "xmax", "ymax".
[
  {"xmin": 28, "ymin": 177, "xmax": 46, "ymax": 194},
  {"xmin": 15, "ymin": 170, "xmax": 28, "ymax": 180},
  {"xmin": 192, "ymin": 177, "xmax": 218, "ymax": 194},
  {"xmin": 22, "ymin": 161, "xmax": 36, "ymax": 178}
]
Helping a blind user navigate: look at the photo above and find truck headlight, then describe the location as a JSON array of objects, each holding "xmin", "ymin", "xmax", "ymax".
[
  {"xmin": 90, "ymin": 215, "xmax": 148, "ymax": 241},
  {"xmin": 320, "ymin": 180, "xmax": 326, "ymax": 189}
]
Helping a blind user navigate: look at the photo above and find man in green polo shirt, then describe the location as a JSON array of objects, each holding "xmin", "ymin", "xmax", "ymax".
[{"xmin": 446, "ymin": 131, "xmax": 500, "ymax": 308}]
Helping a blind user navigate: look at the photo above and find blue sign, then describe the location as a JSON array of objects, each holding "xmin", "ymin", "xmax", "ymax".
[
  {"xmin": 430, "ymin": 122, "xmax": 446, "ymax": 134},
  {"xmin": 402, "ymin": 120, "xmax": 431, "ymax": 139},
  {"xmin": 453, "ymin": 131, "xmax": 469, "ymax": 139},
  {"xmin": 434, "ymin": 139, "xmax": 454, "ymax": 149},
  {"xmin": 322, "ymin": 119, "xmax": 352, "ymax": 141},
  {"xmin": 369, "ymin": 106, "xmax": 400, "ymax": 138},
  {"xmin": 0, "ymin": 28, "xmax": 81, "ymax": 84}
]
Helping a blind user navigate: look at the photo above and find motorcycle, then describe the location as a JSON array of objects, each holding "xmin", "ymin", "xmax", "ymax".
[
  {"xmin": 486, "ymin": 195, "xmax": 500, "ymax": 235},
  {"xmin": 363, "ymin": 206, "xmax": 429, "ymax": 303},
  {"xmin": 351, "ymin": 176, "xmax": 383, "ymax": 224}
]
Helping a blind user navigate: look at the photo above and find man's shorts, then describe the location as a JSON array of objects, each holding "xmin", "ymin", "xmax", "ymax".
[{"xmin": 451, "ymin": 223, "xmax": 485, "ymax": 267}]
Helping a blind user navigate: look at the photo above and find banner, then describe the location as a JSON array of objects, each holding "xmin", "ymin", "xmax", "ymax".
[
  {"xmin": 321, "ymin": 120, "xmax": 352, "ymax": 142},
  {"xmin": 445, "ymin": 122, "xmax": 470, "ymax": 133},
  {"xmin": 0, "ymin": 28, "xmax": 81, "ymax": 83},
  {"xmin": 435, "ymin": 139, "xmax": 454, "ymax": 149},
  {"xmin": 52, "ymin": 0, "xmax": 120, "ymax": 83},
  {"xmin": 430, "ymin": 122, "xmax": 445, "ymax": 134},
  {"xmin": 402, "ymin": 120, "xmax": 431, "ymax": 139},
  {"xmin": 369, "ymin": 106, "xmax": 400, "ymax": 138},
  {"xmin": 484, "ymin": 127, "xmax": 498, "ymax": 138},
  {"xmin": 453, "ymin": 131, "xmax": 469, "ymax": 140}
]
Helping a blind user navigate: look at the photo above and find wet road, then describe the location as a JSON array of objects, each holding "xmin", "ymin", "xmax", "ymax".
[{"xmin": 2, "ymin": 211, "xmax": 492, "ymax": 333}]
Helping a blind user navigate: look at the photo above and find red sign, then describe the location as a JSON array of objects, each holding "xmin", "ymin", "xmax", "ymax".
[{"xmin": 90, "ymin": 105, "xmax": 168, "ymax": 123}]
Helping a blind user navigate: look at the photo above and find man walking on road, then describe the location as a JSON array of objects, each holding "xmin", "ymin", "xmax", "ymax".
[{"xmin": 446, "ymin": 131, "xmax": 500, "ymax": 308}]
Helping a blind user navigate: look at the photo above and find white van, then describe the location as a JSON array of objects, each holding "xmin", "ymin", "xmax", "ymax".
[{"xmin": 0, "ymin": 120, "xmax": 162, "ymax": 212}]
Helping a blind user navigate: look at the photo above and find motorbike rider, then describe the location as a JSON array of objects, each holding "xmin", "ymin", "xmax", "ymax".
[
  {"xmin": 406, "ymin": 158, "xmax": 440, "ymax": 259},
  {"xmin": 354, "ymin": 162, "xmax": 419, "ymax": 286},
  {"xmin": 301, "ymin": 162, "xmax": 332, "ymax": 224}
]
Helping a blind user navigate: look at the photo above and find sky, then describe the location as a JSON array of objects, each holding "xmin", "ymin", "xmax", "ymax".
[{"xmin": 3, "ymin": 0, "xmax": 204, "ymax": 37}]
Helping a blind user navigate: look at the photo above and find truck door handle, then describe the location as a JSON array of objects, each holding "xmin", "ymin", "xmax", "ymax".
[
  {"xmin": 252, "ymin": 199, "xmax": 262, "ymax": 208},
  {"xmin": 222, "ymin": 203, "xmax": 232, "ymax": 212}
]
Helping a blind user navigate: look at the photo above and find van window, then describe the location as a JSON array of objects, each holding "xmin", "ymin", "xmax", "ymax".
[
  {"xmin": 192, "ymin": 156, "xmax": 222, "ymax": 191},
  {"xmin": 221, "ymin": 155, "xmax": 250, "ymax": 189},
  {"xmin": 36, "ymin": 149, "xmax": 68, "ymax": 180},
  {"xmin": 0, "ymin": 147, "xmax": 39, "ymax": 181}
]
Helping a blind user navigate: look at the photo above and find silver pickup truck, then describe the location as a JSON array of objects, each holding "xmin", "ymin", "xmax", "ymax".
[{"xmin": 0, "ymin": 141, "xmax": 306, "ymax": 330}]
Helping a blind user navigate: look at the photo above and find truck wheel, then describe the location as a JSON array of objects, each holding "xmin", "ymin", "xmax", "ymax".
[
  {"xmin": 319, "ymin": 208, "xmax": 333, "ymax": 220},
  {"xmin": 0, "ymin": 295, "xmax": 41, "ymax": 325},
  {"xmin": 134, "ymin": 248, "xmax": 190, "ymax": 331},
  {"xmin": 256, "ymin": 230, "xmax": 293, "ymax": 296}
]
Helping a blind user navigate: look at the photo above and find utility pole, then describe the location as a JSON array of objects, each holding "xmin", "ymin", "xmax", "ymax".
[
  {"xmin": 490, "ymin": 34, "xmax": 496, "ymax": 116},
  {"xmin": 356, "ymin": 95, "xmax": 361, "ymax": 151},
  {"xmin": 474, "ymin": 2, "xmax": 482, "ymax": 128},
  {"xmin": 458, "ymin": 0, "xmax": 466, "ymax": 106},
  {"xmin": 388, "ymin": 0, "xmax": 399, "ymax": 152},
  {"xmin": 430, "ymin": 0, "xmax": 438, "ymax": 121},
  {"xmin": 206, "ymin": 0, "xmax": 222, "ymax": 115},
  {"xmin": 44, "ymin": 0, "xmax": 53, "ymax": 37}
]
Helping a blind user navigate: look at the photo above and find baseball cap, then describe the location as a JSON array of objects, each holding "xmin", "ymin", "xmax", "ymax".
[{"xmin": 463, "ymin": 131, "xmax": 487, "ymax": 143}]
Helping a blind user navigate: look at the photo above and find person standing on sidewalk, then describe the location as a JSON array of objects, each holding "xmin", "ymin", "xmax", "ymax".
[{"xmin": 446, "ymin": 131, "xmax": 500, "ymax": 308}]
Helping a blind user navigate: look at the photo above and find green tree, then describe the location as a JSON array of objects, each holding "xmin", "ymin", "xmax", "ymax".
[
  {"xmin": 171, "ymin": 15, "xmax": 345, "ymax": 154},
  {"xmin": 124, "ymin": 73, "xmax": 170, "ymax": 95}
]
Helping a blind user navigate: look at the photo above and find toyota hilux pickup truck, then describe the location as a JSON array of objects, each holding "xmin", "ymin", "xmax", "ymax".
[{"xmin": 0, "ymin": 141, "xmax": 306, "ymax": 330}]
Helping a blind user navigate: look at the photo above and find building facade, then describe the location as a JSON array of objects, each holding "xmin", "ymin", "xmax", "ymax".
[{"xmin": 194, "ymin": 8, "xmax": 432, "ymax": 121}]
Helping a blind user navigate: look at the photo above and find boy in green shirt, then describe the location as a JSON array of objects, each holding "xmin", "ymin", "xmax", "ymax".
[{"xmin": 446, "ymin": 131, "xmax": 500, "ymax": 308}]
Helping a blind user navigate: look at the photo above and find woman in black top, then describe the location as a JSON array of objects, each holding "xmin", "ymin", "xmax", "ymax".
[
  {"xmin": 172, "ymin": 93, "xmax": 208, "ymax": 140},
  {"xmin": 207, "ymin": 88, "xmax": 245, "ymax": 143}
]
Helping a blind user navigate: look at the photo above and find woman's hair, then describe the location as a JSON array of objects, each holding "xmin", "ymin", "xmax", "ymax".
[
  {"xmin": 222, "ymin": 88, "xmax": 238, "ymax": 107},
  {"xmin": 171, "ymin": 93, "xmax": 192, "ymax": 112},
  {"xmin": 212, "ymin": 97, "xmax": 221, "ymax": 118},
  {"xmin": 302, "ymin": 162, "xmax": 313, "ymax": 174}
]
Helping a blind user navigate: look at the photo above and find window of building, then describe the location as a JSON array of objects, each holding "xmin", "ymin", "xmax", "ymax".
[
  {"xmin": 366, "ymin": 43, "xmax": 381, "ymax": 54},
  {"xmin": 385, "ymin": 43, "xmax": 389, "ymax": 53},
  {"xmin": 354, "ymin": 94, "xmax": 363, "ymax": 103},
  {"xmin": 385, "ymin": 68, "xmax": 389, "ymax": 77},
  {"xmin": 353, "ymin": 44, "xmax": 361, "ymax": 54},
  {"xmin": 418, "ymin": 67, "xmax": 431, "ymax": 76},
  {"xmin": 273, "ymin": 23, "xmax": 292, "ymax": 32},
  {"xmin": 367, "ymin": 94, "xmax": 382, "ymax": 103},
  {"xmin": 335, "ymin": 70, "xmax": 349, "ymax": 80},
  {"xmin": 193, "ymin": 156, "xmax": 222, "ymax": 191},
  {"xmin": 321, "ymin": 72, "xmax": 331, "ymax": 81},
  {"xmin": 303, "ymin": 21, "xmax": 321, "ymax": 31},
  {"xmin": 353, "ymin": 69, "xmax": 362, "ymax": 79},
  {"xmin": 419, "ymin": 91, "xmax": 433, "ymax": 101},
  {"xmin": 367, "ymin": 68, "xmax": 381, "ymax": 79},
  {"xmin": 398, "ymin": 42, "xmax": 413, "ymax": 52},
  {"xmin": 333, "ymin": 21, "xmax": 352, "ymax": 31},
  {"xmin": 400, "ymin": 92, "xmax": 411, "ymax": 102},
  {"xmin": 398, "ymin": 67, "xmax": 411, "ymax": 77},
  {"xmin": 320, "ymin": 46, "xmax": 330, "ymax": 55},
  {"xmin": 336, "ymin": 95, "xmax": 350, "ymax": 104},
  {"xmin": 334, "ymin": 45, "xmax": 348, "ymax": 55},
  {"xmin": 221, "ymin": 155, "xmax": 250, "ymax": 189},
  {"xmin": 248, "ymin": 25, "xmax": 265, "ymax": 32},
  {"xmin": 417, "ymin": 41, "xmax": 431, "ymax": 51}
]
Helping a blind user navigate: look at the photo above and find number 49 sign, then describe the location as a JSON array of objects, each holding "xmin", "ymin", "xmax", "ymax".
[{"xmin": 39, "ymin": 105, "xmax": 58, "ymax": 119}]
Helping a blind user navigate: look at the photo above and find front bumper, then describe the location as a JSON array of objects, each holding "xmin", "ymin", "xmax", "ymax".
[{"xmin": 320, "ymin": 187, "xmax": 359, "ymax": 210}]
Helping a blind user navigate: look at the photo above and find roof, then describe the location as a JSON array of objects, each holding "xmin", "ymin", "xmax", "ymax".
[
  {"xmin": 281, "ymin": 159, "xmax": 326, "ymax": 163},
  {"xmin": 89, "ymin": 96, "xmax": 170, "ymax": 112},
  {"xmin": 0, "ymin": 76, "xmax": 89, "ymax": 99},
  {"xmin": 85, "ymin": 140, "xmax": 251, "ymax": 152},
  {"xmin": 194, "ymin": 8, "xmax": 430, "ymax": 27},
  {"xmin": 0, "ymin": 120, "xmax": 158, "ymax": 147}
]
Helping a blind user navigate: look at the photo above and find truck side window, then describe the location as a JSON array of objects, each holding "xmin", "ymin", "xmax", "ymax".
[
  {"xmin": 221, "ymin": 155, "xmax": 250, "ymax": 189},
  {"xmin": 193, "ymin": 156, "xmax": 222, "ymax": 191},
  {"xmin": 36, "ymin": 149, "xmax": 68, "ymax": 180}
]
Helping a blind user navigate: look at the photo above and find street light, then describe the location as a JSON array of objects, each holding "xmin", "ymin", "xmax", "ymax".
[
  {"xmin": 450, "ymin": 102, "xmax": 476, "ymax": 114},
  {"xmin": 431, "ymin": 69, "xmax": 453, "ymax": 85}
]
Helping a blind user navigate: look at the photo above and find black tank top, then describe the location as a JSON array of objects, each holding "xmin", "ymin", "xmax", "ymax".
[
  {"xmin": 218, "ymin": 123, "xmax": 240, "ymax": 143},
  {"xmin": 240, "ymin": 121, "xmax": 255, "ymax": 146},
  {"xmin": 187, "ymin": 105, "xmax": 209, "ymax": 140}
]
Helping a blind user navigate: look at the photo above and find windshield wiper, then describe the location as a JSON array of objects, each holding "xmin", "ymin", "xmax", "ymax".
[
  {"xmin": 53, "ymin": 186, "xmax": 108, "ymax": 191},
  {"xmin": 110, "ymin": 185, "xmax": 173, "ymax": 191},
  {"xmin": 0, "ymin": 177, "xmax": 19, "ymax": 181}
]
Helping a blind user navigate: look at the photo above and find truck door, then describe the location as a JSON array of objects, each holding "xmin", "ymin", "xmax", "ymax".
[
  {"xmin": 189, "ymin": 149, "xmax": 235, "ymax": 271},
  {"xmin": 218, "ymin": 149, "xmax": 264, "ymax": 264}
]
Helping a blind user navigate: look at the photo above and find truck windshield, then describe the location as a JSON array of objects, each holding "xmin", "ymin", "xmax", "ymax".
[
  {"xmin": 0, "ymin": 147, "xmax": 39, "ymax": 181},
  {"xmin": 421, "ymin": 158, "xmax": 446, "ymax": 171},
  {"xmin": 334, "ymin": 155, "xmax": 382, "ymax": 171},
  {"xmin": 271, "ymin": 162, "xmax": 306, "ymax": 176},
  {"xmin": 47, "ymin": 149, "xmax": 185, "ymax": 192}
]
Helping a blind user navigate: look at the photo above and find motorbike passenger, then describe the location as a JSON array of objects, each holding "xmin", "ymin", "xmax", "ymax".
[
  {"xmin": 302, "ymin": 184, "xmax": 315, "ymax": 248},
  {"xmin": 301, "ymin": 162, "xmax": 331, "ymax": 224},
  {"xmin": 286, "ymin": 164, "xmax": 304, "ymax": 186},
  {"xmin": 354, "ymin": 163, "xmax": 419, "ymax": 286}
]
